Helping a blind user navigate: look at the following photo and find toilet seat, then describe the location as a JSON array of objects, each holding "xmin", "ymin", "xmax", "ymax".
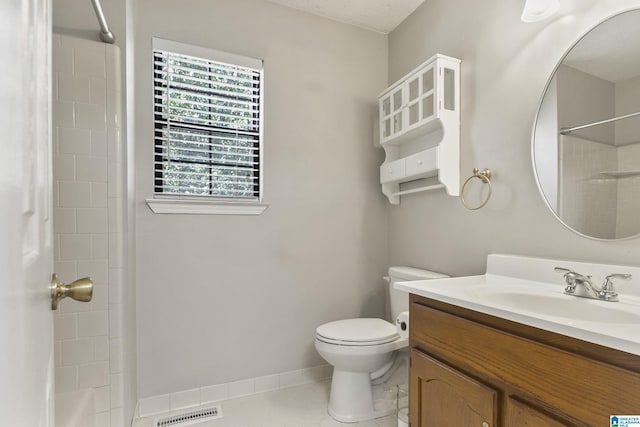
[{"xmin": 316, "ymin": 318, "xmax": 399, "ymax": 346}]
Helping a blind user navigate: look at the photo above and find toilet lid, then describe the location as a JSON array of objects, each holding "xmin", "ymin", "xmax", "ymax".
[{"xmin": 316, "ymin": 318, "xmax": 399, "ymax": 345}]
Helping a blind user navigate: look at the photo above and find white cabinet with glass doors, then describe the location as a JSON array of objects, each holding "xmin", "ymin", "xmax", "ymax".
[{"xmin": 378, "ymin": 54, "xmax": 461, "ymax": 204}]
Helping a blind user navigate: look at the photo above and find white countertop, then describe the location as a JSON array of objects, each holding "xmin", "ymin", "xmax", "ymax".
[{"xmin": 395, "ymin": 254, "xmax": 640, "ymax": 356}]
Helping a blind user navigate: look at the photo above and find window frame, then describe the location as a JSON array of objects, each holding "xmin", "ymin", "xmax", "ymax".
[{"xmin": 146, "ymin": 38, "xmax": 268, "ymax": 215}]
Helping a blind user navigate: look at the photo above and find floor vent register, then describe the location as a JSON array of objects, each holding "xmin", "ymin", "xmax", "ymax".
[{"xmin": 154, "ymin": 405, "xmax": 223, "ymax": 427}]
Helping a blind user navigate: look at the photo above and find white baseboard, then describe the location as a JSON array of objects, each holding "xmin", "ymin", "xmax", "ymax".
[{"xmin": 136, "ymin": 364, "xmax": 332, "ymax": 419}]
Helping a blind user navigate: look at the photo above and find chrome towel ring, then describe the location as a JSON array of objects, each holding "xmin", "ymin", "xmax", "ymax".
[{"xmin": 460, "ymin": 168, "xmax": 492, "ymax": 210}]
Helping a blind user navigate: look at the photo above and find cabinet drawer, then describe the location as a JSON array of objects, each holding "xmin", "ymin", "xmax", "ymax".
[
  {"xmin": 405, "ymin": 149, "xmax": 437, "ymax": 179},
  {"xmin": 380, "ymin": 158, "xmax": 406, "ymax": 184}
]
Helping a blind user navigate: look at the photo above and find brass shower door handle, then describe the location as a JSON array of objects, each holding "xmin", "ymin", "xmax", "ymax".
[{"xmin": 51, "ymin": 274, "xmax": 93, "ymax": 310}]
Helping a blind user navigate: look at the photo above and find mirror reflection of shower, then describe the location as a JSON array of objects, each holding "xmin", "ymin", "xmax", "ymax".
[{"xmin": 533, "ymin": 9, "xmax": 640, "ymax": 240}]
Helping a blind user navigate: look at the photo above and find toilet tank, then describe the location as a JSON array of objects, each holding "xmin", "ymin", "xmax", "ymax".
[{"xmin": 388, "ymin": 266, "xmax": 449, "ymax": 320}]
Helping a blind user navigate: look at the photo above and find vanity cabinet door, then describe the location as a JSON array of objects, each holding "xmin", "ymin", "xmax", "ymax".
[
  {"xmin": 410, "ymin": 348, "xmax": 498, "ymax": 427},
  {"xmin": 505, "ymin": 397, "xmax": 577, "ymax": 427}
]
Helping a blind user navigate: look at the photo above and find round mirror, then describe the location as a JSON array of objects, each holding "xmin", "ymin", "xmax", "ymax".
[{"xmin": 533, "ymin": 9, "xmax": 640, "ymax": 240}]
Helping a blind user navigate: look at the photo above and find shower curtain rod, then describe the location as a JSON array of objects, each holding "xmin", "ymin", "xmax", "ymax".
[
  {"xmin": 559, "ymin": 110, "xmax": 640, "ymax": 135},
  {"xmin": 91, "ymin": 0, "xmax": 115, "ymax": 44}
]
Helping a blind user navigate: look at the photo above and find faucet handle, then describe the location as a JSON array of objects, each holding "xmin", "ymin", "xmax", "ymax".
[
  {"xmin": 554, "ymin": 267, "xmax": 591, "ymax": 280},
  {"xmin": 555, "ymin": 267, "xmax": 578, "ymax": 292},
  {"xmin": 554, "ymin": 267, "xmax": 591, "ymax": 293},
  {"xmin": 602, "ymin": 273, "xmax": 632, "ymax": 291},
  {"xmin": 596, "ymin": 274, "xmax": 631, "ymax": 301},
  {"xmin": 554, "ymin": 267, "xmax": 576, "ymax": 281}
]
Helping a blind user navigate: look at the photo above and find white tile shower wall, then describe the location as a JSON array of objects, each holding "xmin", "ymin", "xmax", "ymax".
[
  {"xmin": 560, "ymin": 135, "xmax": 617, "ymax": 239},
  {"xmin": 560, "ymin": 135, "xmax": 640, "ymax": 239},
  {"xmin": 615, "ymin": 143, "xmax": 640, "ymax": 238},
  {"xmin": 136, "ymin": 365, "xmax": 333, "ymax": 418},
  {"xmin": 53, "ymin": 34, "xmax": 125, "ymax": 427}
]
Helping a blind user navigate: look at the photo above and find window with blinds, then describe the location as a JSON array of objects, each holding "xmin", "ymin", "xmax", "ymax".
[{"xmin": 153, "ymin": 39, "xmax": 263, "ymax": 201}]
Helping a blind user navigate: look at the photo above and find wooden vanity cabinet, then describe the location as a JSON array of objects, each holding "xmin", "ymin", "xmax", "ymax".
[{"xmin": 409, "ymin": 294, "xmax": 640, "ymax": 427}]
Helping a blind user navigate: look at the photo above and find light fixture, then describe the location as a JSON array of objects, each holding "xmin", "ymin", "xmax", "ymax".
[{"xmin": 521, "ymin": 0, "xmax": 559, "ymax": 23}]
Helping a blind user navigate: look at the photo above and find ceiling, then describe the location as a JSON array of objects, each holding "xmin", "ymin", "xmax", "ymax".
[{"xmin": 264, "ymin": 0, "xmax": 425, "ymax": 34}]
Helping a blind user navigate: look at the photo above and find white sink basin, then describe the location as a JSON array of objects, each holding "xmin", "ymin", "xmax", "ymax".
[
  {"xmin": 481, "ymin": 290, "xmax": 640, "ymax": 324},
  {"xmin": 394, "ymin": 254, "xmax": 640, "ymax": 356}
]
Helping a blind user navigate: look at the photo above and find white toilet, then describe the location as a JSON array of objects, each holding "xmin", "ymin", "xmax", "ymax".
[{"xmin": 315, "ymin": 266, "xmax": 448, "ymax": 423}]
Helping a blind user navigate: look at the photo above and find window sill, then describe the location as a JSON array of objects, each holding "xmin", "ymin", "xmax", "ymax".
[{"xmin": 145, "ymin": 198, "xmax": 269, "ymax": 215}]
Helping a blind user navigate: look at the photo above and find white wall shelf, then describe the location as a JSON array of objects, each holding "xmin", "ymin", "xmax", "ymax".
[{"xmin": 378, "ymin": 54, "xmax": 461, "ymax": 204}]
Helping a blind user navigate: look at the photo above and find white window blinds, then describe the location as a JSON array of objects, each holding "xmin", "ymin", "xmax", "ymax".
[{"xmin": 152, "ymin": 39, "xmax": 263, "ymax": 200}]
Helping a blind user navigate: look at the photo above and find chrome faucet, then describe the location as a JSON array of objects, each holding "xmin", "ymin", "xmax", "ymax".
[
  {"xmin": 554, "ymin": 267, "xmax": 597, "ymax": 297},
  {"xmin": 554, "ymin": 267, "xmax": 632, "ymax": 302}
]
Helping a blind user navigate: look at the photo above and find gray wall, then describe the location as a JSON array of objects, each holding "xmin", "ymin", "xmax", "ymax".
[
  {"xmin": 131, "ymin": 0, "xmax": 388, "ymax": 398},
  {"xmin": 387, "ymin": 0, "xmax": 640, "ymax": 276}
]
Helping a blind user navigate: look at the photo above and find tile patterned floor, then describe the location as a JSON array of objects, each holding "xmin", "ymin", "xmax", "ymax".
[{"xmin": 133, "ymin": 380, "xmax": 398, "ymax": 427}]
